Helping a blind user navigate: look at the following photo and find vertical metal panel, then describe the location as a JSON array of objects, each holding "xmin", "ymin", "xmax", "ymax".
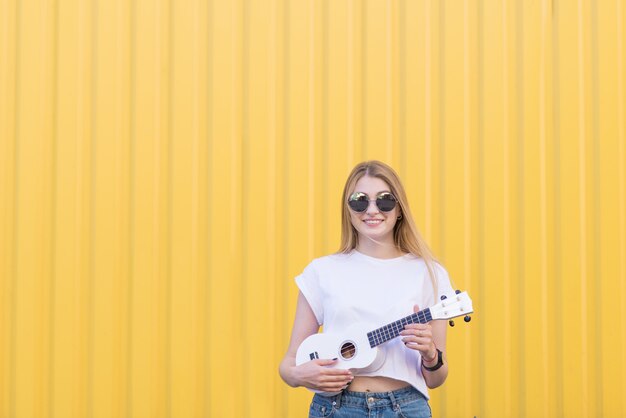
[
  {"xmin": 0, "ymin": 1, "xmax": 17, "ymax": 418},
  {"xmin": 1, "ymin": 0, "xmax": 626, "ymax": 417}
]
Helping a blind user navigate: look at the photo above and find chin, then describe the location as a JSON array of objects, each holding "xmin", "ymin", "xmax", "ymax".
[{"xmin": 359, "ymin": 228, "xmax": 393, "ymax": 239}]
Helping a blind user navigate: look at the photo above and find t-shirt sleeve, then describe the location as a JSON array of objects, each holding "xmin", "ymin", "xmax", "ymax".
[
  {"xmin": 424, "ymin": 262, "xmax": 456, "ymax": 308},
  {"xmin": 294, "ymin": 262, "xmax": 324, "ymax": 325},
  {"xmin": 436, "ymin": 264, "xmax": 455, "ymax": 300}
]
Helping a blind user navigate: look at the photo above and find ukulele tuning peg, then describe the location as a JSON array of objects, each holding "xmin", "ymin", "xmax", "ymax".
[
  {"xmin": 455, "ymin": 289, "xmax": 461, "ymax": 295},
  {"xmin": 449, "ymin": 320, "xmax": 455, "ymax": 327},
  {"xmin": 440, "ymin": 295, "xmax": 447, "ymax": 300},
  {"xmin": 464, "ymin": 315, "xmax": 472, "ymax": 323}
]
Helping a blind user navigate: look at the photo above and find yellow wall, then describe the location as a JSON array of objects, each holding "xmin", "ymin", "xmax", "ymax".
[{"xmin": 1, "ymin": 0, "xmax": 626, "ymax": 417}]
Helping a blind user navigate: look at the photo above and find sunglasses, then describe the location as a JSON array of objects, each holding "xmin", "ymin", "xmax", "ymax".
[{"xmin": 347, "ymin": 191, "xmax": 398, "ymax": 213}]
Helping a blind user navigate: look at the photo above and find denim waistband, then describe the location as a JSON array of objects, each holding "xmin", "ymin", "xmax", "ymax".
[{"xmin": 313, "ymin": 385, "xmax": 425, "ymax": 409}]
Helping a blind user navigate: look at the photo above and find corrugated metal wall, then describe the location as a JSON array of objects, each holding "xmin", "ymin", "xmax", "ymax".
[{"xmin": 1, "ymin": 0, "xmax": 625, "ymax": 417}]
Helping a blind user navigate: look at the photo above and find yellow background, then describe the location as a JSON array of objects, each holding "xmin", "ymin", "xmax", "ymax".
[{"xmin": 1, "ymin": 0, "xmax": 626, "ymax": 417}]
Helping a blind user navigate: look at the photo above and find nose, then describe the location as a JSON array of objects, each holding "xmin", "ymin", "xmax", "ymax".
[{"xmin": 365, "ymin": 200, "xmax": 380, "ymax": 214}]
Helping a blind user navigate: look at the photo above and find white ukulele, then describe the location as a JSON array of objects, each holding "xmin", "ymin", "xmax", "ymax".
[{"xmin": 295, "ymin": 291, "xmax": 474, "ymax": 394}]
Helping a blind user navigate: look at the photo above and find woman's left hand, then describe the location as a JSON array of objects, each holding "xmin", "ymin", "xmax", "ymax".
[{"xmin": 399, "ymin": 305, "xmax": 437, "ymax": 361}]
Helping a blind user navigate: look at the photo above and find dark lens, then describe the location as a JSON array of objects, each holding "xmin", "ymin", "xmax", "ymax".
[
  {"xmin": 376, "ymin": 193, "xmax": 397, "ymax": 212},
  {"xmin": 348, "ymin": 192, "xmax": 369, "ymax": 212}
]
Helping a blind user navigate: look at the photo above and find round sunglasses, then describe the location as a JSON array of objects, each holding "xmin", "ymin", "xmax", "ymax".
[{"xmin": 347, "ymin": 191, "xmax": 398, "ymax": 213}]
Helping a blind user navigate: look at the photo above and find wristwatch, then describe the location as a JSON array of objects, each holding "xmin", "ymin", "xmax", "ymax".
[{"xmin": 421, "ymin": 348, "xmax": 443, "ymax": 372}]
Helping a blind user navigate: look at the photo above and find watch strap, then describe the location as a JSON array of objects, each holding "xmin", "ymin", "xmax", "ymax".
[{"xmin": 421, "ymin": 348, "xmax": 443, "ymax": 372}]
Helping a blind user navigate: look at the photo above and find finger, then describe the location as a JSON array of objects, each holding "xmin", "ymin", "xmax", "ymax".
[
  {"xmin": 319, "ymin": 381, "xmax": 351, "ymax": 392},
  {"xmin": 402, "ymin": 335, "xmax": 432, "ymax": 345},
  {"xmin": 402, "ymin": 323, "xmax": 430, "ymax": 331},
  {"xmin": 316, "ymin": 358, "xmax": 354, "ymax": 375},
  {"xmin": 323, "ymin": 384, "xmax": 348, "ymax": 392},
  {"xmin": 321, "ymin": 374, "xmax": 354, "ymax": 383},
  {"xmin": 403, "ymin": 341, "xmax": 423, "ymax": 351},
  {"xmin": 400, "ymin": 327, "xmax": 420, "ymax": 335},
  {"xmin": 316, "ymin": 358, "xmax": 338, "ymax": 366},
  {"xmin": 404, "ymin": 341, "xmax": 433, "ymax": 354},
  {"xmin": 320, "ymin": 366, "xmax": 353, "ymax": 375},
  {"xmin": 323, "ymin": 381, "xmax": 352, "ymax": 391},
  {"xmin": 400, "ymin": 329, "xmax": 432, "ymax": 338}
]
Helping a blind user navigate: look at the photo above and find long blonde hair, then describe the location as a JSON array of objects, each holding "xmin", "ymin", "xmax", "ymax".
[{"xmin": 337, "ymin": 160, "xmax": 441, "ymax": 298}]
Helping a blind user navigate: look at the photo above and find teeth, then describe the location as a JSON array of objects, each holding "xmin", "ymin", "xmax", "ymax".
[{"xmin": 364, "ymin": 220, "xmax": 382, "ymax": 224}]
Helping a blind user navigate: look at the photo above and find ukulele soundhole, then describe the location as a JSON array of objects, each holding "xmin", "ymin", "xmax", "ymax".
[{"xmin": 340, "ymin": 341, "xmax": 357, "ymax": 360}]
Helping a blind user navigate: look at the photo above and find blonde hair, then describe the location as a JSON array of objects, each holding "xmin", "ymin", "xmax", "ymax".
[{"xmin": 337, "ymin": 160, "xmax": 441, "ymax": 299}]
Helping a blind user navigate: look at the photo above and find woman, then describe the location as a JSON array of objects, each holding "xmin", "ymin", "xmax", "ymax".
[{"xmin": 279, "ymin": 160, "xmax": 455, "ymax": 417}]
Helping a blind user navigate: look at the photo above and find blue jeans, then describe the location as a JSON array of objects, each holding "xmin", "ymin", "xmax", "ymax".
[{"xmin": 308, "ymin": 386, "xmax": 432, "ymax": 418}]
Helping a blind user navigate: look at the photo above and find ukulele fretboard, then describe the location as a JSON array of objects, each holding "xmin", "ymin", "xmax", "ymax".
[{"xmin": 367, "ymin": 308, "xmax": 433, "ymax": 348}]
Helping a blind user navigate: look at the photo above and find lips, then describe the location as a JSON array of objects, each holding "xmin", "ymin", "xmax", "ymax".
[{"xmin": 363, "ymin": 219, "xmax": 383, "ymax": 225}]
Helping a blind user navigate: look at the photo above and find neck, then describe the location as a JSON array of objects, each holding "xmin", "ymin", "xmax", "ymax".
[{"xmin": 356, "ymin": 241, "xmax": 403, "ymax": 259}]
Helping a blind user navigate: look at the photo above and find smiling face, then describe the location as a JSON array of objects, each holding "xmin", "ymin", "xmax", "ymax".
[{"xmin": 348, "ymin": 175, "xmax": 401, "ymax": 247}]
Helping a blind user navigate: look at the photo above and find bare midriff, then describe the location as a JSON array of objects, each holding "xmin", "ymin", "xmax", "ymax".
[{"xmin": 346, "ymin": 376, "xmax": 410, "ymax": 393}]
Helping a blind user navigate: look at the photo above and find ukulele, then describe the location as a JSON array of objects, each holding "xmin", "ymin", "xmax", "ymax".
[{"xmin": 295, "ymin": 291, "xmax": 473, "ymax": 393}]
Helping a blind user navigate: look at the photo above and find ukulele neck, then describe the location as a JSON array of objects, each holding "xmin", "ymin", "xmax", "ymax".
[{"xmin": 366, "ymin": 308, "xmax": 432, "ymax": 348}]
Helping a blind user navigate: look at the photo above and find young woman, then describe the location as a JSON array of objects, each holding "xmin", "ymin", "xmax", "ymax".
[{"xmin": 279, "ymin": 160, "xmax": 455, "ymax": 418}]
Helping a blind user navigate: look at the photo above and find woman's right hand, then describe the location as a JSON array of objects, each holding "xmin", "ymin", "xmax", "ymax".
[
  {"xmin": 279, "ymin": 293, "xmax": 353, "ymax": 391},
  {"xmin": 292, "ymin": 358, "xmax": 353, "ymax": 392}
]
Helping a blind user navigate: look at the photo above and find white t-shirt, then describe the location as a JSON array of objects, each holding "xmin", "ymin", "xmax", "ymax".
[{"xmin": 295, "ymin": 250, "xmax": 455, "ymax": 399}]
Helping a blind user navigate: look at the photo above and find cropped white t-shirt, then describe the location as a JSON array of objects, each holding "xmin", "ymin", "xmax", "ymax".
[{"xmin": 295, "ymin": 250, "xmax": 455, "ymax": 399}]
